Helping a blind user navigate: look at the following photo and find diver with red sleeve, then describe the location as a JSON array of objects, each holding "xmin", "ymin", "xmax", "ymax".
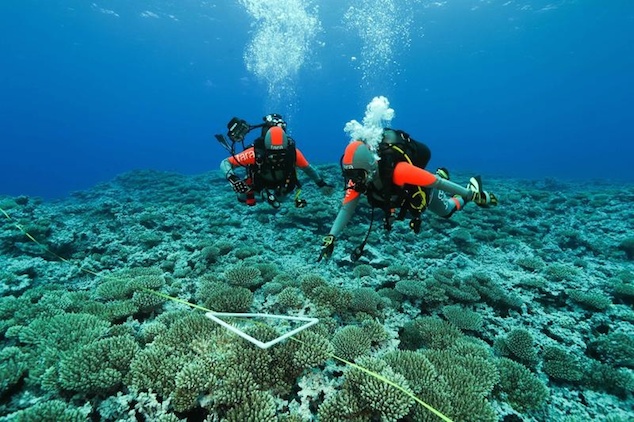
[
  {"xmin": 318, "ymin": 128, "xmax": 498, "ymax": 262},
  {"xmin": 217, "ymin": 113, "xmax": 330, "ymax": 209}
]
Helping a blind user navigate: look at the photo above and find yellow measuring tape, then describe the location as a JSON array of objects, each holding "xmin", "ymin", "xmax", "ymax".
[
  {"xmin": 142, "ymin": 289, "xmax": 452, "ymax": 422},
  {"xmin": 0, "ymin": 205, "xmax": 452, "ymax": 422}
]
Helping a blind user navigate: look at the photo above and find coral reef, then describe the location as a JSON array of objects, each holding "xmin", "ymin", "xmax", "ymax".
[{"xmin": 1, "ymin": 169, "xmax": 633, "ymax": 420}]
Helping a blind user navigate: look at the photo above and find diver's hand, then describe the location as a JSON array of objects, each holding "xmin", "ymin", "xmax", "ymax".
[
  {"xmin": 317, "ymin": 235, "xmax": 335, "ymax": 262},
  {"xmin": 316, "ymin": 180, "xmax": 335, "ymax": 196},
  {"xmin": 227, "ymin": 174, "xmax": 250, "ymax": 194}
]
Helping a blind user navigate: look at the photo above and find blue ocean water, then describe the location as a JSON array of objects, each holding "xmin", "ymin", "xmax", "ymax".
[
  {"xmin": 1, "ymin": 1, "xmax": 633, "ymax": 200},
  {"xmin": 2, "ymin": 3, "xmax": 634, "ymax": 420}
]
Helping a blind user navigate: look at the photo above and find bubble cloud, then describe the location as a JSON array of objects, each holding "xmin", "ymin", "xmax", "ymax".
[
  {"xmin": 239, "ymin": 0, "xmax": 321, "ymax": 107},
  {"xmin": 343, "ymin": 0, "xmax": 410, "ymax": 90},
  {"xmin": 344, "ymin": 96, "xmax": 395, "ymax": 150}
]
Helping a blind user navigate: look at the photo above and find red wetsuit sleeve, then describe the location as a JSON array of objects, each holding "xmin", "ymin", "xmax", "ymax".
[
  {"xmin": 227, "ymin": 147, "xmax": 256, "ymax": 166},
  {"xmin": 295, "ymin": 149, "xmax": 310, "ymax": 168},
  {"xmin": 392, "ymin": 161, "xmax": 437, "ymax": 187}
]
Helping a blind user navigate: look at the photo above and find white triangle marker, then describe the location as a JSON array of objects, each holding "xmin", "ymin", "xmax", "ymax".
[{"xmin": 205, "ymin": 312, "xmax": 319, "ymax": 349}]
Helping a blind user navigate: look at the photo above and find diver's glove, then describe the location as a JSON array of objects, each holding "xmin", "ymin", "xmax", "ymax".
[
  {"xmin": 467, "ymin": 176, "xmax": 498, "ymax": 207},
  {"xmin": 316, "ymin": 179, "xmax": 335, "ymax": 196},
  {"xmin": 317, "ymin": 179, "xmax": 334, "ymax": 188},
  {"xmin": 409, "ymin": 217, "xmax": 422, "ymax": 234},
  {"xmin": 436, "ymin": 167, "xmax": 450, "ymax": 180},
  {"xmin": 317, "ymin": 235, "xmax": 335, "ymax": 262},
  {"xmin": 227, "ymin": 174, "xmax": 250, "ymax": 194}
]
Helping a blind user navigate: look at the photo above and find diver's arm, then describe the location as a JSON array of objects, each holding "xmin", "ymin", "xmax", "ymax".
[
  {"xmin": 393, "ymin": 162, "xmax": 472, "ymax": 199},
  {"xmin": 220, "ymin": 148, "xmax": 256, "ymax": 179},
  {"xmin": 219, "ymin": 159, "xmax": 234, "ymax": 178},
  {"xmin": 299, "ymin": 164, "xmax": 323, "ymax": 184},
  {"xmin": 295, "ymin": 149, "xmax": 326, "ymax": 185},
  {"xmin": 329, "ymin": 186, "xmax": 361, "ymax": 237}
]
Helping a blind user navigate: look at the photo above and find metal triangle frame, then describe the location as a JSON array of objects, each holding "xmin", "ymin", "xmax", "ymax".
[{"xmin": 204, "ymin": 311, "xmax": 319, "ymax": 349}]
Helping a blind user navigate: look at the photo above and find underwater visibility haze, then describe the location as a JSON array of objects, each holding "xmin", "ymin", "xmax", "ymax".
[
  {"xmin": 0, "ymin": 0, "xmax": 633, "ymax": 198},
  {"xmin": 0, "ymin": 1, "xmax": 633, "ymax": 421}
]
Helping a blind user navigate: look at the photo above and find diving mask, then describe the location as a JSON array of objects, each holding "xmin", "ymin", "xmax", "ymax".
[{"xmin": 343, "ymin": 168, "xmax": 369, "ymax": 194}]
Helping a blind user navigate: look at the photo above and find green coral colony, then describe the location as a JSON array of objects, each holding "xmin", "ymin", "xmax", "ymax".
[{"xmin": 1, "ymin": 172, "xmax": 633, "ymax": 421}]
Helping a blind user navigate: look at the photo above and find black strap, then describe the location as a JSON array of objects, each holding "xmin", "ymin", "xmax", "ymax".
[
  {"xmin": 351, "ymin": 207, "xmax": 375, "ymax": 261},
  {"xmin": 263, "ymin": 189, "xmax": 281, "ymax": 209}
]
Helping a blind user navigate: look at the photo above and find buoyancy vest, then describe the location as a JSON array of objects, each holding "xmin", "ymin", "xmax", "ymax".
[
  {"xmin": 366, "ymin": 129, "xmax": 432, "ymax": 221},
  {"xmin": 248, "ymin": 135, "xmax": 300, "ymax": 195}
]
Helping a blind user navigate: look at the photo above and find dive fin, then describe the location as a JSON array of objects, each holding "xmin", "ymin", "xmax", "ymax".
[{"xmin": 215, "ymin": 134, "xmax": 231, "ymax": 151}]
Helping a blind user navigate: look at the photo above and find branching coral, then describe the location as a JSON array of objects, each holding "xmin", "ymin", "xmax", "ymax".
[
  {"xmin": 224, "ymin": 264, "xmax": 263, "ymax": 288},
  {"xmin": 587, "ymin": 332, "xmax": 634, "ymax": 368},
  {"xmin": 128, "ymin": 344, "xmax": 184, "ymax": 397},
  {"xmin": 495, "ymin": 358, "xmax": 549, "ymax": 411},
  {"xmin": 0, "ymin": 346, "xmax": 28, "ymax": 396},
  {"xmin": 172, "ymin": 360, "xmax": 217, "ymax": 413},
  {"xmin": 4, "ymin": 400, "xmax": 88, "ymax": 421},
  {"xmin": 95, "ymin": 266, "xmax": 167, "ymax": 316},
  {"xmin": 196, "ymin": 278, "xmax": 253, "ymax": 312},
  {"xmin": 566, "ymin": 289, "xmax": 612, "ymax": 311},
  {"xmin": 494, "ymin": 328, "xmax": 539, "ymax": 367},
  {"xmin": 542, "ymin": 345, "xmax": 583, "ymax": 382},
  {"xmin": 128, "ymin": 312, "xmax": 223, "ymax": 405},
  {"xmin": 465, "ymin": 273, "xmax": 523, "ymax": 312},
  {"xmin": 317, "ymin": 389, "xmax": 366, "ymax": 422},
  {"xmin": 617, "ymin": 237, "xmax": 634, "ymax": 260},
  {"xmin": 6, "ymin": 312, "xmax": 112, "ymax": 385},
  {"xmin": 612, "ymin": 280, "xmax": 634, "ymax": 304},
  {"xmin": 416, "ymin": 346, "xmax": 499, "ymax": 422},
  {"xmin": 350, "ymin": 287, "xmax": 383, "ymax": 315},
  {"xmin": 582, "ymin": 359, "xmax": 634, "ymax": 398},
  {"xmin": 394, "ymin": 280, "xmax": 426, "ymax": 299},
  {"xmin": 222, "ymin": 389, "xmax": 277, "ymax": 422},
  {"xmin": 289, "ymin": 330, "xmax": 334, "ymax": 368},
  {"xmin": 352, "ymin": 264, "xmax": 374, "ymax": 278},
  {"xmin": 441, "ymin": 304, "xmax": 483, "ymax": 332},
  {"xmin": 342, "ymin": 357, "xmax": 415, "ymax": 422},
  {"xmin": 332, "ymin": 326, "xmax": 373, "ymax": 362},
  {"xmin": 400, "ymin": 316, "xmax": 463, "ymax": 350},
  {"xmin": 58, "ymin": 334, "xmax": 140, "ymax": 394},
  {"xmin": 277, "ymin": 287, "xmax": 304, "ymax": 309}
]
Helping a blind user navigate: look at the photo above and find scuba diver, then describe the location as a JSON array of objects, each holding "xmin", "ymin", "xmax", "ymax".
[
  {"xmin": 318, "ymin": 128, "xmax": 499, "ymax": 261},
  {"xmin": 217, "ymin": 113, "xmax": 331, "ymax": 209}
]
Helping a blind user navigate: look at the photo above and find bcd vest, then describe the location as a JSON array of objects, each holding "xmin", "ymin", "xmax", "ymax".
[
  {"xmin": 366, "ymin": 130, "xmax": 432, "ymax": 220},
  {"xmin": 248, "ymin": 136, "xmax": 299, "ymax": 195}
]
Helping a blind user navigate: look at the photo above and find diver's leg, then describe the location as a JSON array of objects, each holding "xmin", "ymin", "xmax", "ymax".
[{"xmin": 427, "ymin": 188, "xmax": 465, "ymax": 218}]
